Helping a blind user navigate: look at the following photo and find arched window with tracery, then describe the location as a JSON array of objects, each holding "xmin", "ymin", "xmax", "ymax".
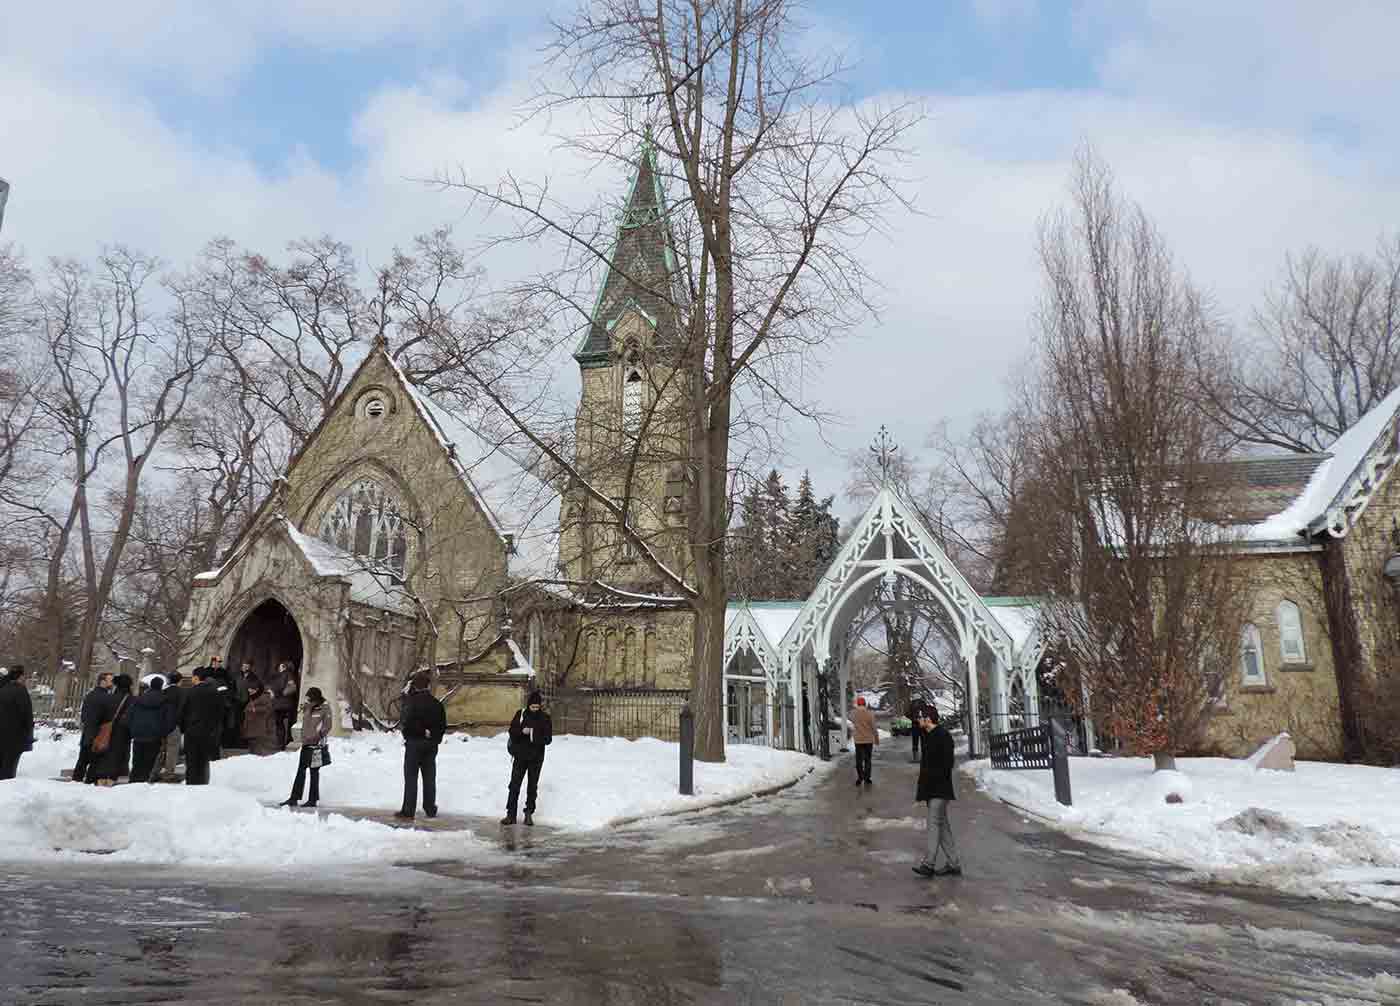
[
  {"xmin": 622, "ymin": 344, "xmax": 644, "ymax": 434},
  {"xmin": 318, "ymin": 479, "xmax": 410, "ymax": 577}
]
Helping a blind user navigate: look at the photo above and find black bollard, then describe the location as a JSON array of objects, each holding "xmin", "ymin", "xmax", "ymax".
[
  {"xmin": 679, "ymin": 703, "xmax": 694, "ymax": 796},
  {"xmin": 1051, "ymin": 719, "xmax": 1073, "ymax": 806}
]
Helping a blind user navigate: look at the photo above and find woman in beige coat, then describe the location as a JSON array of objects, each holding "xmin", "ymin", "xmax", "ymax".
[
  {"xmin": 279, "ymin": 687, "xmax": 331, "ymax": 808},
  {"xmin": 851, "ymin": 696, "xmax": 879, "ymax": 786}
]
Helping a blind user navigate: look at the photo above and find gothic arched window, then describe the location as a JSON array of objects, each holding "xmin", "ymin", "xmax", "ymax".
[
  {"xmin": 318, "ymin": 479, "xmax": 409, "ymax": 577},
  {"xmin": 1276, "ymin": 600, "xmax": 1306, "ymax": 664}
]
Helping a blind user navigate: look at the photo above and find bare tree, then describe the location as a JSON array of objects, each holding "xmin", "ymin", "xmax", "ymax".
[
  {"xmin": 1023, "ymin": 152, "xmax": 1251, "ymax": 770},
  {"xmin": 440, "ymin": 0, "xmax": 919, "ymax": 759},
  {"xmin": 1208, "ymin": 236, "xmax": 1400, "ymax": 452},
  {"xmin": 27, "ymin": 249, "xmax": 208, "ymax": 678}
]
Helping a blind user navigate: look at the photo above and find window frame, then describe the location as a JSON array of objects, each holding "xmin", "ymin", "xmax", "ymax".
[
  {"xmin": 1275, "ymin": 600, "xmax": 1307, "ymax": 664},
  {"xmin": 1239, "ymin": 622, "xmax": 1266, "ymax": 687}
]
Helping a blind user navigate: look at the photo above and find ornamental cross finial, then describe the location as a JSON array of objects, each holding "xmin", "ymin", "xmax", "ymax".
[{"xmin": 870, "ymin": 425, "xmax": 898, "ymax": 484}]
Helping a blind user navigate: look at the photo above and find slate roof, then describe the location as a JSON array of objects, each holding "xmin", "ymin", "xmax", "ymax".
[
  {"xmin": 574, "ymin": 136, "xmax": 683, "ymax": 367},
  {"xmin": 1207, "ymin": 454, "xmax": 1332, "ymax": 523}
]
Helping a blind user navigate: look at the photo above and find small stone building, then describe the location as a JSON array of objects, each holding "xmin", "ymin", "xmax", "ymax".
[{"xmin": 1190, "ymin": 387, "xmax": 1400, "ymax": 759}]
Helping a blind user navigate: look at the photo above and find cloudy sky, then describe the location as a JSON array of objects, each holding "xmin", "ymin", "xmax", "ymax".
[{"xmin": 5, "ymin": 1, "xmax": 1399, "ymax": 516}]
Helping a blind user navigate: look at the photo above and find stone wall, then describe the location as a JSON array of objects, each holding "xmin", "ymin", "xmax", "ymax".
[
  {"xmin": 440, "ymin": 674, "xmax": 532, "ymax": 735},
  {"xmin": 1201, "ymin": 551, "xmax": 1344, "ymax": 760}
]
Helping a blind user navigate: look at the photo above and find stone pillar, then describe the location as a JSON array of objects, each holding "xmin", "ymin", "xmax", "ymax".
[{"xmin": 990, "ymin": 654, "xmax": 1010, "ymax": 736}]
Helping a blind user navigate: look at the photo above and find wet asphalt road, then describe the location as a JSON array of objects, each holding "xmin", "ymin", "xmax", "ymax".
[{"xmin": 3, "ymin": 744, "xmax": 1399, "ymax": 1005}]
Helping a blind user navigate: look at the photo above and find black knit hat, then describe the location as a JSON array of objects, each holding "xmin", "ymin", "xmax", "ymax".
[{"xmin": 527, "ymin": 690, "xmax": 543, "ymax": 706}]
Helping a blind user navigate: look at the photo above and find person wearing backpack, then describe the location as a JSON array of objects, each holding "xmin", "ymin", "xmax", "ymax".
[
  {"xmin": 128, "ymin": 677, "xmax": 176, "ymax": 783},
  {"xmin": 501, "ymin": 690, "xmax": 552, "ymax": 826}
]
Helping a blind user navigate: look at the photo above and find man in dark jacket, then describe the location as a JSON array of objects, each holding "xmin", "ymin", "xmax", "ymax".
[
  {"xmin": 396, "ymin": 671, "xmax": 447, "ymax": 820},
  {"xmin": 913, "ymin": 705, "xmax": 962, "ymax": 878},
  {"xmin": 0, "ymin": 664, "xmax": 35, "ymax": 779},
  {"xmin": 501, "ymin": 690, "xmax": 552, "ymax": 826},
  {"xmin": 908, "ymin": 698, "xmax": 925, "ymax": 762},
  {"xmin": 72, "ymin": 671, "xmax": 115, "ymax": 782},
  {"xmin": 180, "ymin": 668, "xmax": 226, "ymax": 785},
  {"xmin": 127, "ymin": 677, "xmax": 176, "ymax": 783}
]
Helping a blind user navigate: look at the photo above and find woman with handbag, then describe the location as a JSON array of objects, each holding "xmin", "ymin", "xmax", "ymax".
[
  {"xmin": 280, "ymin": 687, "xmax": 331, "ymax": 808},
  {"xmin": 87, "ymin": 673, "xmax": 134, "ymax": 786}
]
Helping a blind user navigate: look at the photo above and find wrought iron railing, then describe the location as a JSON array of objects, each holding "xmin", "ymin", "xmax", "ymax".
[
  {"xmin": 541, "ymin": 686, "xmax": 690, "ymax": 742},
  {"xmin": 989, "ymin": 723, "xmax": 1054, "ymax": 770}
]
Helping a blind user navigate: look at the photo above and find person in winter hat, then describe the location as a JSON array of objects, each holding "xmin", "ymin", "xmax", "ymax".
[
  {"xmin": 501, "ymin": 689, "xmax": 552, "ymax": 826},
  {"xmin": 851, "ymin": 695, "xmax": 879, "ymax": 786},
  {"xmin": 127, "ymin": 677, "xmax": 176, "ymax": 783},
  {"xmin": 395, "ymin": 670, "xmax": 447, "ymax": 821},
  {"xmin": 180, "ymin": 667, "xmax": 226, "ymax": 785},
  {"xmin": 0, "ymin": 664, "xmax": 35, "ymax": 780},
  {"xmin": 281, "ymin": 686, "xmax": 331, "ymax": 808}
]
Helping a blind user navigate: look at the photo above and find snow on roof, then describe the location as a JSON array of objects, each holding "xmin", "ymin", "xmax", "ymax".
[
  {"xmin": 382, "ymin": 351, "xmax": 561, "ymax": 579},
  {"xmin": 281, "ymin": 520, "xmax": 417, "ymax": 615},
  {"xmin": 982, "ymin": 597, "xmax": 1039, "ymax": 658},
  {"xmin": 1245, "ymin": 385, "xmax": 1400, "ymax": 541},
  {"xmin": 725, "ymin": 602, "xmax": 804, "ymax": 650},
  {"xmin": 504, "ymin": 637, "xmax": 535, "ymax": 677}
]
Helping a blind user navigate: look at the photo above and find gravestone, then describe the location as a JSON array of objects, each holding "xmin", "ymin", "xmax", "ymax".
[{"xmin": 1247, "ymin": 732, "xmax": 1296, "ymax": 773}]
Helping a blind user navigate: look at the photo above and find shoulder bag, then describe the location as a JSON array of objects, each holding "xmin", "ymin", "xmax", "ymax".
[{"xmin": 91, "ymin": 697, "xmax": 129, "ymax": 754}]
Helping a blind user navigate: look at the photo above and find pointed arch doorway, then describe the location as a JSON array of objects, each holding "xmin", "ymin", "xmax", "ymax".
[{"xmin": 228, "ymin": 598, "xmax": 304, "ymax": 682}]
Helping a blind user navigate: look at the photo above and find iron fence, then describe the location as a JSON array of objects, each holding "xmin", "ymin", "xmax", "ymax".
[
  {"xmin": 26, "ymin": 672, "xmax": 87, "ymax": 728},
  {"xmin": 989, "ymin": 723, "xmax": 1054, "ymax": 770},
  {"xmin": 541, "ymin": 686, "xmax": 690, "ymax": 742}
]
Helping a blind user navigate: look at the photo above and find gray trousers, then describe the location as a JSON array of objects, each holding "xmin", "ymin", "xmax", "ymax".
[
  {"xmin": 158, "ymin": 729, "xmax": 182, "ymax": 778},
  {"xmin": 925, "ymin": 798, "xmax": 961, "ymax": 869}
]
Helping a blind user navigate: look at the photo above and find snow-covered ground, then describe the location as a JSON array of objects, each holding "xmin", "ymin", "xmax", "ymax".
[
  {"xmin": 3, "ymin": 729, "xmax": 818, "ymax": 868},
  {"xmin": 968, "ymin": 755, "xmax": 1400, "ymax": 907}
]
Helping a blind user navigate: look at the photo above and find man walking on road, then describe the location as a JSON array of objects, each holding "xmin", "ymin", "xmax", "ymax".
[
  {"xmin": 913, "ymin": 705, "xmax": 962, "ymax": 878},
  {"xmin": 851, "ymin": 696, "xmax": 878, "ymax": 786},
  {"xmin": 396, "ymin": 671, "xmax": 446, "ymax": 820}
]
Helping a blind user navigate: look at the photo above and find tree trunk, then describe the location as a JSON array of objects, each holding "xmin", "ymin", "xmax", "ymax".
[
  {"xmin": 1319, "ymin": 539, "xmax": 1366, "ymax": 761},
  {"xmin": 1152, "ymin": 751, "xmax": 1177, "ymax": 772},
  {"xmin": 690, "ymin": 588, "xmax": 727, "ymax": 762}
]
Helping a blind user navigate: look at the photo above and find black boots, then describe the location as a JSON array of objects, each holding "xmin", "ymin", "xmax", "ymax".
[
  {"xmin": 280, "ymin": 798, "xmax": 298, "ymax": 808},
  {"xmin": 523, "ymin": 813, "xmax": 534, "ymax": 826},
  {"xmin": 500, "ymin": 814, "xmax": 516, "ymax": 825}
]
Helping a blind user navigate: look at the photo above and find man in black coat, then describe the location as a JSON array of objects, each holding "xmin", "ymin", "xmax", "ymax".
[
  {"xmin": 913, "ymin": 705, "xmax": 962, "ymax": 878},
  {"xmin": 0, "ymin": 664, "xmax": 35, "ymax": 779},
  {"xmin": 501, "ymin": 690, "xmax": 552, "ymax": 826},
  {"xmin": 180, "ymin": 668, "xmax": 226, "ymax": 785},
  {"xmin": 72, "ymin": 671, "xmax": 115, "ymax": 782},
  {"xmin": 908, "ymin": 698, "xmax": 926, "ymax": 762},
  {"xmin": 396, "ymin": 671, "xmax": 447, "ymax": 820}
]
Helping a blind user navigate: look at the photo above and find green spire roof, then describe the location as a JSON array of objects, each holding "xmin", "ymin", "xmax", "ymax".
[{"xmin": 575, "ymin": 135, "xmax": 683, "ymax": 367}]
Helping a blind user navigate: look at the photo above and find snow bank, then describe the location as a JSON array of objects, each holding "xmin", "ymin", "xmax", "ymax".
[
  {"xmin": 205, "ymin": 732, "xmax": 816, "ymax": 830},
  {"xmin": 968, "ymin": 756, "xmax": 1400, "ymax": 906},
  {"xmin": 0, "ymin": 779, "xmax": 486, "ymax": 867},
  {"xmin": 6, "ymin": 729, "xmax": 818, "ymax": 867}
]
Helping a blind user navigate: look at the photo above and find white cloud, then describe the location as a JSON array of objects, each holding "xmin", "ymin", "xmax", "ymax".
[{"xmin": 5, "ymin": 3, "xmax": 1400, "ymax": 516}]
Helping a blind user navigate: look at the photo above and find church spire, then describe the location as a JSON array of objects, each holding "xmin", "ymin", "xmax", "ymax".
[{"xmin": 574, "ymin": 134, "xmax": 682, "ymax": 367}]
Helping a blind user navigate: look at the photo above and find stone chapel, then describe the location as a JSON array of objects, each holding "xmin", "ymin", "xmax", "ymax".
[{"xmin": 179, "ymin": 139, "xmax": 699, "ymax": 733}]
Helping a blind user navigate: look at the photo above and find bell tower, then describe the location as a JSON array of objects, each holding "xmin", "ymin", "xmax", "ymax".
[{"xmin": 561, "ymin": 135, "xmax": 690, "ymax": 589}]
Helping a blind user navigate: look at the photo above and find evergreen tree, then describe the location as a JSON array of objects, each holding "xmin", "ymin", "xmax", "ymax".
[{"xmin": 729, "ymin": 469, "xmax": 839, "ymax": 601}]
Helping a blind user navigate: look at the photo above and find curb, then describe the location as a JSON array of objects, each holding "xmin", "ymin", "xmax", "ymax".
[
  {"xmin": 996, "ymin": 795, "xmax": 1061, "ymax": 824},
  {"xmin": 606, "ymin": 764, "xmax": 819, "ymax": 829}
]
